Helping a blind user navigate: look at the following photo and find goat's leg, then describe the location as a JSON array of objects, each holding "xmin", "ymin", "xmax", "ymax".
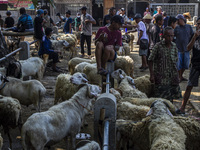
[
  {"xmin": 7, "ymin": 130, "xmax": 12, "ymax": 149},
  {"xmin": 70, "ymin": 135, "xmax": 76, "ymax": 150}
]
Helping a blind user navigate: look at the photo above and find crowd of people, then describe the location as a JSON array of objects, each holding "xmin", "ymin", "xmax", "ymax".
[{"xmin": 0, "ymin": 5, "xmax": 199, "ymax": 114}]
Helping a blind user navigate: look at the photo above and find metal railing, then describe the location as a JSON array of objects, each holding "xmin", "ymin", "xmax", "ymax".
[{"xmin": 0, "ymin": 40, "xmax": 38, "ymax": 62}]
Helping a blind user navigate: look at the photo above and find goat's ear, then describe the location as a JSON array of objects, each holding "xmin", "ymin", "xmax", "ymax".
[
  {"xmin": 146, "ymin": 108, "xmax": 153, "ymax": 116},
  {"xmin": 87, "ymin": 84, "xmax": 98, "ymax": 99},
  {"xmin": 163, "ymin": 101, "xmax": 170, "ymax": 109},
  {"xmin": 81, "ymin": 73, "xmax": 88, "ymax": 80},
  {"xmin": 3, "ymin": 76, "xmax": 9, "ymax": 82},
  {"xmin": 167, "ymin": 108, "xmax": 173, "ymax": 117},
  {"xmin": 150, "ymin": 100, "xmax": 157, "ymax": 108}
]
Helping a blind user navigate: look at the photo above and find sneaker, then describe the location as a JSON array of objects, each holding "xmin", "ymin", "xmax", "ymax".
[{"xmin": 176, "ymin": 109, "xmax": 185, "ymax": 115}]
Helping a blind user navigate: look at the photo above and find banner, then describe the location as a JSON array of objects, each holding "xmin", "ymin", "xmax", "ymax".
[
  {"xmin": 8, "ymin": 0, "xmax": 35, "ymax": 10},
  {"xmin": 0, "ymin": 0, "xmax": 8, "ymax": 4}
]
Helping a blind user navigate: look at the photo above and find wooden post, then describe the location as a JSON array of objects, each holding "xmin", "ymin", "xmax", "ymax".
[{"xmin": 103, "ymin": 0, "xmax": 114, "ymax": 16}]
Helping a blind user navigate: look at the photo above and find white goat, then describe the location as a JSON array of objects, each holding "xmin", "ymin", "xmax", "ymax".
[
  {"xmin": 19, "ymin": 57, "xmax": 45, "ymax": 80},
  {"xmin": 21, "ymin": 83, "xmax": 101, "ymax": 150},
  {"xmin": 0, "ymin": 74, "xmax": 46, "ymax": 112},
  {"xmin": 77, "ymin": 141, "xmax": 100, "ymax": 150}
]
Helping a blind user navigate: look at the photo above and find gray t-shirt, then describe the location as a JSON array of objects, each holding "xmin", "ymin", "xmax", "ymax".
[
  {"xmin": 81, "ymin": 13, "xmax": 95, "ymax": 36},
  {"xmin": 174, "ymin": 24, "xmax": 193, "ymax": 52}
]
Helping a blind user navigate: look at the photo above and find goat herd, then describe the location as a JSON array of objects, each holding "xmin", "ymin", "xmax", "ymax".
[{"xmin": 0, "ymin": 31, "xmax": 200, "ymax": 150}]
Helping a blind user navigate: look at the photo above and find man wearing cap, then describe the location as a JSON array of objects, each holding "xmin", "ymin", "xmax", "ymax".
[
  {"xmin": 120, "ymin": 8, "xmax": 129, "ymax": 24},
  {"xmin": 135, "ymin": 13, "xmax": 149, "ymax": 71},
  {"xmin": 95, "ymin": 15, "xmax": 122, "ymax": 75},
  {"xmin": 174, "ymin": 14, "xmax": 193, "ymax": 82},
  {"xmin": 103, "ymin": 7, "xmax": 116, "ymax": 26},
  {"xmin": 4, "ymin": 11, "xmax": 14, "ymax": 28},
  {"xmin": 80, "ymin": 6, "xmax": 96, "ymax": 58},
  {"xmin": 34, "ymin": 9, "xmax": 45, "ymax": 42},
  {"xmin": 43, "ymin": 9, "xmax": 56, "ymax": 29},
  {"xmin": 143, "ymin": 14, "xmax": 153, "ymax": 60},
  {"xmin": 58, "ymin": 10, "xmax": 72, "ymax": 34}
]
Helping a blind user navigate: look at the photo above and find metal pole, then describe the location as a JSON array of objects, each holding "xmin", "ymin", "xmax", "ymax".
[
  {"xmin": 103, "ymin": 120, "xmax": 110, "ymax": 150},
  {"xmin": 0, "ymin": 40, "xmax": 38, "ymax": 62},
  {"xmin": 106, "ymin": 73, "xmax": 109, "ymax": 94},
  {"xmin": 0, "ymin": 47, "xmax": 22, "ymax": 62},
  {"xmin": 29, "ymin": 40, "xmax": 38, "ymax": 45}
]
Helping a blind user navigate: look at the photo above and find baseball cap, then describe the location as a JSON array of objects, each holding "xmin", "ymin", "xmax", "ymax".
[
  {"xmin": 37, "ymin": 9, "xmax": 44, "ymax": 16},
  {"xmin": 121, "ymin": 8, "xmax": 125, "ymax": 11},
  {"xmin": 80, "ymin": 6, "xmax": 87, "ymax": 10},
  {"xmin": 176, "ymin": 14, "xmax": 185, "ymax": 20},
  {"xmin": 134, "ymin": 13, "xmax": 142, "ymax": 19}
]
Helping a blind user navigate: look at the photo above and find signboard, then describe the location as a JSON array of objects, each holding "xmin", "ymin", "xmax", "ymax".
[
  {"xmin": 0, "ymin": 0, "xmax": 8, "ymax": 4},
  {"xmin": 8, "ymin": 0, "xmax": 35, "ymax": 10}
]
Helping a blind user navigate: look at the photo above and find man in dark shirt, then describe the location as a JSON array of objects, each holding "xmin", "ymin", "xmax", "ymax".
[
  {"xmin": 103, "ymin": 7, "xmax": 116, "ymax": 26},
  {"xmin": 4, "ymin": 11, "xmax": 14, "ymax": 28},
  {"xmin": 58, "ymin": 10, "xmax": 72, "ymax": 34},
  {"xmin": 34, "ymin": 9, "xmax": 45, "ymax": 51},
  {"xmin": 34, "ymin": 9, "xmax": 45, "ymax": 40},
  {"xmin": 150, "ymin": 14, "xmax": 163, "ymax": 50},
  {"xmin": 176, "ymin": 17, "xmax": 200, "ymax": 114},
  {"xmin": 174, "ymin": 14, "xmax": 193, "ymax": 82}
]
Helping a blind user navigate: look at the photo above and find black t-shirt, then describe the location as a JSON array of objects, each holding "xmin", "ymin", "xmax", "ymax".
[
  {"xmin": 150, "ymin": 24, "xmax": 162, "ymax": 49},
  {"xmin": 5, "ymin": 17, "xmax": 14, "ymax": 28},
  {"xmin": 34, "ymin": 16, "xmax": 44, "ymax": 40},
  {"xmin": 191, "ymin": 35, "xmax": 200, "ymax": 69}
]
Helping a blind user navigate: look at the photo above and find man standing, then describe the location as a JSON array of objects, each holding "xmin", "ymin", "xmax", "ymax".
[
  {"xmin": 80, "ymin": 6, "xmax": 96, "ymax": 58},
  {"xmin": 58, "ymin": 10, "xmax": 72, "ymax": 34},
  {"xmin": 150, "ymin": 14, "xmax": 163, "ymax": 49},
  {"xmin": 43, "ymin": 9, "xmax": 56, "ymax": 29},
  {"xmin": 103, "ymin": 7, "xmax": 116, "ymax": 26},
  {"xmin": 135, "ymin": 13, "xmax": 149, "ymax": 71},
  {"xmin": 95, "ymin": 15, "xmax": 122, "ymax": 75},
  {"xmin": 149, "ymin": 27, "xmax": 181, "ymax": 103},
  {"xmin": 176, "ymin": 17, "xmax": 200, "ymax": 114},
  {"xmin": 174, "ymin": 14, "xmax": 193, "ymax": 82},
  {"xmin": 34, "ymin": 9, "xmax": 45, "ymax": 50}
]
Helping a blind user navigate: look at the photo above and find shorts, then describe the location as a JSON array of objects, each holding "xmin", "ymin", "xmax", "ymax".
[
  {"xmin": 188, "ymin": 67, "xmax": 200, "ymax": 87},
  {"xmin": 139, "ymin": 49, "xmax": 148, "ymax": 56},
  {"xmin": 177, "ymin": 51, "xmax": 190, "ymax": 70},
  {"xmin": 153, "ymin": 84, "xmax": 182, "ymax": 102}
]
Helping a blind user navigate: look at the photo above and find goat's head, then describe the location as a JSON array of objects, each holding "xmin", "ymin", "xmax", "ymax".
[
  {"xmin": 87, "ymin": 84, "xmax": 101, "ymax": 99},
  {"xmin": 126, "ymin": 76, "xmax": 136, "ymax": 88},
  {"xmin": 146, "ymin": 100, "xmax": 173, "ymax": 117},
  {"xmin": 111, "ymin": 69, "xmax": 127, "ymax": 81},
  {"xmin": 70, "ymin": 72, "xmax": 88, "ymax": 85}
]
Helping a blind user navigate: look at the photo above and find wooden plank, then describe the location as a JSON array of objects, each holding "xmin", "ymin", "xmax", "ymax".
[{"xmin": 2, "ymin": 31, "xmax": 34, "ymax": 36}]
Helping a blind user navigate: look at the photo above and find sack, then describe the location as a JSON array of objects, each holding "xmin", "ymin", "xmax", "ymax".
[{"xmin": 140, "ymin": 39, "xmax": 148, "ymax": 50}]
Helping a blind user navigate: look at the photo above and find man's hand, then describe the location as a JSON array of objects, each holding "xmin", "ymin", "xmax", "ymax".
[
  {"xmin": 150, "ymin": 75, "xmax": 155, "ymax": 83},
  {"xmin": 85, "ymin": 19, "xmax": 90, "ymax": 24},
  {"xmin": 194, "ymin": 29, "xmax": 200, "ymax": 38},
  {"xmin": 137, "ymin": 40, "xmax": 140, "ymax": 45},
  {"xmin": 99, "ymin": 32, "xmax": 108, "ymax": 42}
]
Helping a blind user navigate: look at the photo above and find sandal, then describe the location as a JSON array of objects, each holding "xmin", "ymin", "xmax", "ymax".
[{"xmin": 97, "ymin": 68, "xmax": 109, "ymax": 76}]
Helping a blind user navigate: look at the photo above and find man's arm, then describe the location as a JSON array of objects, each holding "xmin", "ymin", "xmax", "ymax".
[
  {"xmin": 137, "ymin": 30, "xmax": 143, "ymax": 45},
  {"xmin": 148, "ymin": 61, "xmax": 154, "ymax": 83},
  {"xmin": 187, "ymin": 31, "xmax": 200, "ymax": 51}
]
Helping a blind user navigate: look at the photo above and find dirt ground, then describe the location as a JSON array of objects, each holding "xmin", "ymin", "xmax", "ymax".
[{"xmin": 1, "ymin": 34, "xmax": 200, "ymax": 150}]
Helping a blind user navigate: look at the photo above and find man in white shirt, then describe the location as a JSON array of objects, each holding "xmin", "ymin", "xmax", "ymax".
[
  {"xmin": 135, "ymin": 13, "xmax": 149, "ymax": 71},
  {"xmin": 79, "ymin": 6, "xmax": 96, "ymax": 58}
]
